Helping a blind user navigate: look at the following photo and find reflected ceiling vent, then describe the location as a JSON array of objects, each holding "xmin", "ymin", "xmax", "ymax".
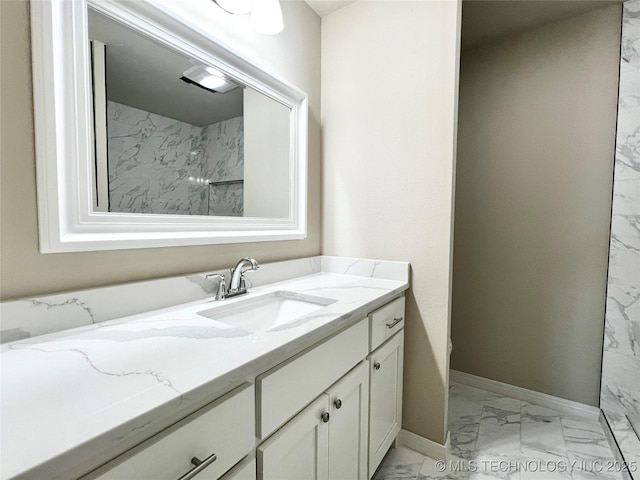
[{"xmin": 180, "ymin": 65, "xmax": 238, "ymax": 94}]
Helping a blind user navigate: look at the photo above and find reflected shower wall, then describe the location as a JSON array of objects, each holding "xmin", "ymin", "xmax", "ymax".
[
  {"xmin": 600, "ymin": 0, "xmax": 640, "ymax": 475},
  {"xmin": 106, "ymin": 101, "xmax": 244, "ymax": 216}
]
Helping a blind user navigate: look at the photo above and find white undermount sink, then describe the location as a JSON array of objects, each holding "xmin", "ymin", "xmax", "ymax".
[{"xmin": 197, "ymin": 291, "xmax": 336, "ymax": 332}]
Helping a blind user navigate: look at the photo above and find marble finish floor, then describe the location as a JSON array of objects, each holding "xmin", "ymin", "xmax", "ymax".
[
  {"xmin": 373, "ymin": 382, "xmax": 626, "ymax": 480},
  {"xmin": 604, "ymin": 412, "xmax": 640, "ymax": 479}
]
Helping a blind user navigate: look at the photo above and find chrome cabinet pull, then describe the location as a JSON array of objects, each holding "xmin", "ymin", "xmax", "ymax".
[
  {"xmin": 385, "ymin": 317, "xmax": 403, "ymax": 329},
  {"xmin": 373, "ymin": 362, "xmax": 381, "ymax": 371},
  {"xmin": 321, "ymin": 412, "xmax": 330, "ymax": 423},
  {"xmin": 177, "ymin": 452, "xmax": 217, "ymax": 480},
  {"xmin": 334, "ymin": 399, "xmax": 342, "ymax": 409}
]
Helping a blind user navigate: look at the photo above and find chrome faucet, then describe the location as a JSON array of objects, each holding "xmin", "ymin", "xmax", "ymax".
[
  {"xmin": 227, "ymin": 257, "xmax": 260, "ymax": 298},
  {"xmin": 206, "ymin": 258, "xmax": 260, "ymax": 301}
]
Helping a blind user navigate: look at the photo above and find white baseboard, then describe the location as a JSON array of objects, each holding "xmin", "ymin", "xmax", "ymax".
[
  {"xmin": 450, "ymin": 370, "xmax": 600, "ymax": 420},
  {"xmin": 398, "ymin": 429, "xmax": 446, "ymax": 461}
]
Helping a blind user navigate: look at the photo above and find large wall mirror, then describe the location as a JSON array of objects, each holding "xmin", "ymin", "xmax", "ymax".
[{"xmin": 31, "ymin": 0, "xmax": 308, "ymax": 252}]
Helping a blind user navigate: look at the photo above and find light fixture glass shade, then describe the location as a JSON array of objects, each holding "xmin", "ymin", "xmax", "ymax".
[
  {"xmin": 250, "ymin": 0, "xmax": 284, "ymax": 35},
  {"xmin": 215, "ymin": 0, "xmax": 254, "ymax": 15},
  {"xmin": 200, "ymin": 74, "xmax": 227, "ymax": 90},
  {"xmin": 182, "ymin": 65, "xmax": 238, "ymax": 93}
]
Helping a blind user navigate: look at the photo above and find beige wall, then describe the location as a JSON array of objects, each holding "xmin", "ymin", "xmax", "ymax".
[
  {"xmin": 243, "ymin": 88, "xmax": 290, "ymax": 218},
  {"xmin": 451, "ymin": 6, "xmax": 621, "ymax": 406},
  {"xmin": 0, "ymin": 0, "xmax": 321, "ymax": 300},
  {"xmin": 322, "ymin": 1, "xmax": 461, "ymax": 444}
]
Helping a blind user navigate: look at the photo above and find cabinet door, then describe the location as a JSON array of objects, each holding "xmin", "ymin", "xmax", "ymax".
[
  {"xmin": 258, "ymin": 394, "xmax": 329, "ymax": 480},
  {"xmin": 213, "ymin": 457, "xmax": 256, "ymax": 480},
  {"xmin": 368, "ymin": 332, "xmax": 404, "ymax": 476},
  {"xmin": 327, "ymin": 361, "xmax": 369, "ymax": 480}
]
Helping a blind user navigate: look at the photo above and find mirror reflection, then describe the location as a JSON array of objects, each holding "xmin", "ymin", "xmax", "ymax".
[{"xmin": 88, "ymin": 8, "xmax": 291, "ymax": 218}]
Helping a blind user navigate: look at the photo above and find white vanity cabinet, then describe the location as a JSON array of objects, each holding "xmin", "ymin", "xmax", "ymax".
[
  {"xmin": 257, "ymin": 296, "xmax": 405, "ymax": 480},
  {"xmin": 367, "ymin": 297, "xmax": 405, "ymax": 477},
  {"xmin": 258, "ymin": 361, "xmax": 370, "ymax": 480},
  {"xmin": 79, "ymin": 296, "xmax": 405, "ymax": 480},
  {"xmin": 85, "ymin": 384, "xmax": 255, "ymax": 480},
  {"xmin": 218, "ymin": 457, "xmax": 256, "ymax": 480},
  {"xmin": 258, "ymin": 393, "xmax": 330, "ymax": 480},
  {"xmin": 327, "ymin": 361, "xmax": 370, "ymax": 480},
  {"xmin": 256, "ymin": 319, "xmax": 369, "ymax": 439}
]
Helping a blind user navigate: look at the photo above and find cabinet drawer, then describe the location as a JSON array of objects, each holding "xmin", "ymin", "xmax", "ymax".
[
  {"xmin": 88, "ymin": 383, "xmax": 255, "ymax": 480},
  {"xmin": 369, "ymin": 296, "xmax": 404, "ymax": 351},
  {"xmin": 257, "ymin": 318, "xmax": 368, "ymax": 439}
]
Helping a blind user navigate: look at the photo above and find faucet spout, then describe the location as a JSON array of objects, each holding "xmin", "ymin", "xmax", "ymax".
[{"xmin": 228, "ymin": 257, "xmax": 260, "ymax": 297}]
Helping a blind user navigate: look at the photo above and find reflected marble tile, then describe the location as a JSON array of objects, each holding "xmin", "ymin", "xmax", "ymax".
[
  {"xmin": 107, "ymin": 102, "xmax": 244, "ymax": 216},
  {"xmin": 208, "ymin": 182, "xmax": 243, "ymax": 216},
  {"xmin": 202, "ymin": 116, "xmax": 244, "ymax": 184}
]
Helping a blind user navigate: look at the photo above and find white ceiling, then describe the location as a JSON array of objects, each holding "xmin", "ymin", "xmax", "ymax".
[
  {"xmin": 305, "ymin": 0, "xmax": 356, "ymax": 17},
  {"xmin": 88, "ymin": 8, "xmax": 243, "ymax": 127},
  {"xmin": 462, "ymin": 0, "xmax": 621, "ymax": 49}
]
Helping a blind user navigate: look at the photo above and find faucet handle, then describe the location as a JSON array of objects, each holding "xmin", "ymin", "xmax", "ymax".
[{"xmin": 205, "ymin": 273, "xmax": 227, "ymax": 300}]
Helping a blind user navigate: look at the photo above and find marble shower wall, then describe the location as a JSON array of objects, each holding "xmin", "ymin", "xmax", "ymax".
[
  {"xmin": 201, "ymin": 118, "xmax": 244, "ymax": 216},
  {"xmin": 600, "ymin": 0, "xmax": 640, "ymax": 421},
  {"xmin": 107, "ymin": 101, "xmax": 244, "ymax": 216}
]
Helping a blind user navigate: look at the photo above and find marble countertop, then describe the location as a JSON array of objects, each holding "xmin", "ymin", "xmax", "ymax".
[{"xmin": 1, "ymin": 270, "xmax": 408, "ymax": 480}]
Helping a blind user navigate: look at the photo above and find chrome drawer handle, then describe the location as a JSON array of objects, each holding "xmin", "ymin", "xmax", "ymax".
[
  {"xmin": 322, "ymin": 411, "xmax": 330, "ymax": 423},
  {"xmin": 177, "ymin": 452, "xmax": 217, "ymax": 480},
  {"xmin": 386, "ymin": 317, "xmax": 403, "ymax": 329},
  {"xmin": 374, "ymin": 362, "xmax": 381, "ymax": 371}
]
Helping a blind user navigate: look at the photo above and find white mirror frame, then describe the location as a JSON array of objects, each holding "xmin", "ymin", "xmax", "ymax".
[{"xmin": 30, "ymin": 0, "xmax": 308, "ymax": 253}]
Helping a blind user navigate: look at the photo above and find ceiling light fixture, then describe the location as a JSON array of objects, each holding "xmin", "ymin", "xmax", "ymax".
[
  {"xmin": 214, "ymin": 0, "xmax": 254, "ymax": 15},
  {"xmin": 213, "ymin": 0, "xmax": 284, "ymax": 35}
]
